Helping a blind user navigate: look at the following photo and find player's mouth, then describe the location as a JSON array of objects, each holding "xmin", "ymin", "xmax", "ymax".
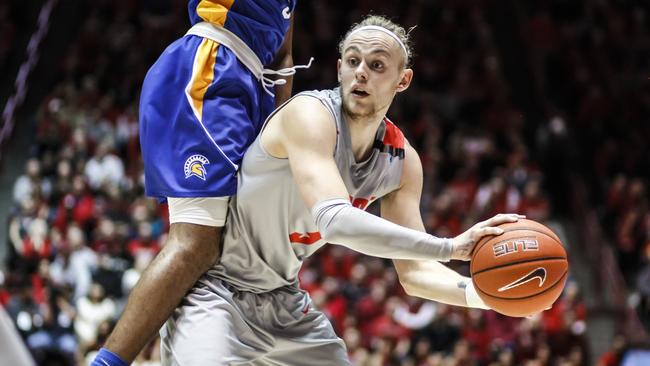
[{"xmin": 350, "ymin": 87, "xmax": 370, "ymax": 98}]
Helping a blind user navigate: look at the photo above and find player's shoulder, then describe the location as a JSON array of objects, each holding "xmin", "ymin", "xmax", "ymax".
[
  {"xmin": 284, "ymin": 94, "xmax": 329, "ymax": 113},
  {"xmin": 278, "ymin": 94, "xmax": 335, "ymax": 130},
  {"xmin": 402, "ymin": 137, "xmax": 421, "ymax": 168},
  {"xmin": 273, "ymin": 94, "xmax": 337, "ymax": 147}
]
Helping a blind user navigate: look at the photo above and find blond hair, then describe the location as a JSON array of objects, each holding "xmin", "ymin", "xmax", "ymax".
[{"xmin": 339, "ymin": 15, "xmax": 414, "ymax": 68}]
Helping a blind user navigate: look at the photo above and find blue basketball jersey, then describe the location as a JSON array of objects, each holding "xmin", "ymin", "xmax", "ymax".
[
  {"xmin": 188, "ymin": 0, "xmax": 296, "ymax": 65},
  {"xmin": 140, "ymin": 1, "xmax": 295, "ymax": 200}
]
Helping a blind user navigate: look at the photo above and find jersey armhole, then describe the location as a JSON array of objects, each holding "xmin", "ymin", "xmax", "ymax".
[{"xmin": 258, "ymin": 92, "xmax": 339, "ymax": 158}]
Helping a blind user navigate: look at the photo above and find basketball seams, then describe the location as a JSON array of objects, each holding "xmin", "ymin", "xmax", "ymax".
[
  {"xmin": 474, "ymin": 270, "xmax": 568, "ymax": 301},
  {"xmin": 470, "ymin": 228, "xmax": 566, "ymax": 274},
  {"xmin": 471, "ymin": 257, "xmax": 567, "ymax": 276},
  {"xmin": 501, "ymin": 226, "xmax": 561, "ymax": 243}
]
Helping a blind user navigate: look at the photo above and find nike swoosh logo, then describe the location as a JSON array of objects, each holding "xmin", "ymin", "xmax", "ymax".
[
  {"xmin": 498, "ymin": 267, "xmax": 547, "ymax": 292},
  {"xmin": 282, "ymin": 7, "xmax": 291, "ymax": 19}
]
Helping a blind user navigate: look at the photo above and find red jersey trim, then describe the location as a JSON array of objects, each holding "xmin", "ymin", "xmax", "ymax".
[{"xmin": 373, "ymin": 118, "xmax": 405, "ymax": 159}]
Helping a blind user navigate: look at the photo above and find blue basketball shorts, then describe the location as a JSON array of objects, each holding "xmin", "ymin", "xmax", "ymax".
[{"xmin": 139, "ymin": 34, "xmax": 275, "ymax": 199}]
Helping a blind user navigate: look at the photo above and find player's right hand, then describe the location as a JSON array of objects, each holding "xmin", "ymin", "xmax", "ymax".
[{"xmin": 450, "ymin": 213, "xmax": 525, "ymax": 261}]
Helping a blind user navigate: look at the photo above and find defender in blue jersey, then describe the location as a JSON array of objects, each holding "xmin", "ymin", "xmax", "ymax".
[
  {"xmin": 93, "ymin": 1, "xmax": 301, "ymax": 365},
  {"xmin": 143, "ymin": 0, "xmax": 298, "ymax": 198}
]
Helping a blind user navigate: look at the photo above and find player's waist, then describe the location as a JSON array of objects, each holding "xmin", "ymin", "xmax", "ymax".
[
  {"xmin": 204, "ymin": 267, "xmax": 299, "ymax": 294},
  {"xmin": 186, "ymin": 22, "xmax": 265, "ymax": 79},
  {"xmin": 186, "ymin": 22, "xmax": 312, "ymax": 97}
]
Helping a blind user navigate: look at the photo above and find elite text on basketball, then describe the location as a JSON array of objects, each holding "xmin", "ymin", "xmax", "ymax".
[{"xmin": 492, "ymin": 238, "xmax": 539, "ymax": 258}]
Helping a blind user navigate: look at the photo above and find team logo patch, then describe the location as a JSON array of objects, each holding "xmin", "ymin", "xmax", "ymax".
[
  {"xmin": 282, "ymin": 6, "xmax": 291, "ymax": 19},
  {"xmin": 184, "ymin": 154, "xmax": 210, "ymax": 181}
]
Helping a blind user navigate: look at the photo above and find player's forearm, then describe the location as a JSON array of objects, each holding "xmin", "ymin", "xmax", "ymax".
[
  {"xmin": 394, "ymin": 259, "xmax": 490, "ymax": 309},
  {"xmin": 393, "ymin": 259, "xmax": 469, "ymax": 306},
  {"xmin": 312, "ymin": 199, "xmax": 453, "ymax": 261}
]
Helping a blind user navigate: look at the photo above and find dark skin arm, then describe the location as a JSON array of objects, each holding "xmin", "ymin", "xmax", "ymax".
[
  {"xmin": 103, "ymin": 223, "xmax": 221, "ymax": 362},
  {"xmin": 102, "ymin": 11, "xmax": 296, "ymax": 364},
  {"xmin": 267, "ymin": 14, "xmax": 294, "ymax": 106}
]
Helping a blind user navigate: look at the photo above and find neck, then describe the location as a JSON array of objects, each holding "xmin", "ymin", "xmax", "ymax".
[{"xmin": 344, "ymin": 111, "xmax": 385, "ymax": 162}]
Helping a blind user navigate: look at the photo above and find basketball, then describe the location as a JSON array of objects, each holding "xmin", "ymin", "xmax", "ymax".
[{"xmin": 470, "ymin": 219, "xmax": 569, "ymax": 317}]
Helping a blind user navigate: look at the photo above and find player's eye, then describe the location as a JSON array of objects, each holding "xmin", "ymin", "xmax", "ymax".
[
  {"xmin": 348, "ymin": 58, "xmax": 359, "ymax": 66},
  {"xmin": 372, "ymin": 61, "xmax": 384, "ymax": 70}
]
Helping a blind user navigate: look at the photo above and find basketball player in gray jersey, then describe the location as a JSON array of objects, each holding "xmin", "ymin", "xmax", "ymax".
[{"xmin": 160, "ymin": 15, "xmax": 524, "ymax": 365}]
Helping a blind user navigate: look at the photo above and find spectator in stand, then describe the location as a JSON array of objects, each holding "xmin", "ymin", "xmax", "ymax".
[
  {"xmin": 125, "ymin": 221, "xmax": 160, "ymax": 260},
  {"xmin": 51, "ymin": 159, "xmax": 74, "ymax": 204},
  {"xmin": 8, "ymin": 201, "xmax": 53, "ymax": 274},
  {"xmin": 84, "ymin": 139, "xmax": 125, "ymax": 191},
  {"xmin": 5, "ymin": 282, "xmax": 47, "ymax": 349},
  {"xmin": 463, "ymin": 308, "xmax": 491, "ymax": 363},
  {"xmin": 356, "ymin": 279, "xmax": 390, "ymax": 339},
  {"xmin": 13, "ymin": 158, "xmax": 52, "ymax": 204},
  {"xmin": 53, "ymin": 175, "xmax": 96, "ymax": 233},
  {"xmin": 74, "ymin": 283, "xmax": 116, "ymax": 354},
  {"xmin": 517, "ymin": 177, "xmax": 550, "ymax": 222},
  {"xmin": 473, "ymin": 173, "xmax": 520, "ymax": 219},
  {"xmin": 91, "ymin": 217, "xmax": 130, "ymax": 299},
  {"xmin": 48, "ymin": 223, "xmax": 97, "ymax": 300}
]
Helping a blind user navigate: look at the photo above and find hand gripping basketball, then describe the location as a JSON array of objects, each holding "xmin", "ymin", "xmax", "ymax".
[
  {"xmin": 469, "ymin": 218, "xmax": 569, "ymax": 317},
  {"xmin": 451, "ymin": 213, "xmax": 525, "ymax": 261}
]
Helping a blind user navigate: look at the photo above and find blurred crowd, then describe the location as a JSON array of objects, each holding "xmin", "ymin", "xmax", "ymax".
[
  {"xmin": 517, "ymin": 0, "xmax": 650, "ymax": 346},
  {"xmin": 4, "ymin": 0, "xmax": 649, "ymax": 365}
]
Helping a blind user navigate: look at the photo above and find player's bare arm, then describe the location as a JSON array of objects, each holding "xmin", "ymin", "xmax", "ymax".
[
  {"xmin": 263, "ymin": 95, "xmax": 347, "ymax": 205},
  {"xmin": 103, "ymin": 223, "xmax": 221, "ymax": 361},
  {"xmin": 383, "ymin": 141, "xmax": 521, "ymax": 307},
  {"xmin": 263, "ymin": 96, "xmax": 451, "ymax": 260},
  {"xmin": 268, "ymin": 14, "xmax": 295, "ymax": 106}
]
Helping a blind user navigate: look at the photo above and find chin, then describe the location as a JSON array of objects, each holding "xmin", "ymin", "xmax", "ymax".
[{"xmin": 344, "ymin": 100, "xmax": 373, "ymax": 118}]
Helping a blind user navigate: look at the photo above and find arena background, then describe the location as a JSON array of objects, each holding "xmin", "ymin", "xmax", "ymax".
[{"xmin": 1, "ymin": 0, "xmax": 649, "ymax": 365}]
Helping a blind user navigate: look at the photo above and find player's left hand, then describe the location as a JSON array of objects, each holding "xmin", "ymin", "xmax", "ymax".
[{"xmin": 450, "ymin": 213, "xmax": 525, "ymax": 261}]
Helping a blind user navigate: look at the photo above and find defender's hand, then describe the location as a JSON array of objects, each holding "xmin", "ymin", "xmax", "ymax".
[{"xmin": 451, "ymin": 213, "xmax": 525, "ymax": 261}]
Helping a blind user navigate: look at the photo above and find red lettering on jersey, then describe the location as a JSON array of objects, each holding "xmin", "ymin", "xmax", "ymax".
[
  {"xmin": 349, "ymin": 195, "xmax": 376, "ymax": 210},
  {"xmin": 351, "ymin": 198, "xmax": 368, "ymax": 209},
  {"xmin": 289, "ymin": 231, "xmax": 322, "ymax": 245}
]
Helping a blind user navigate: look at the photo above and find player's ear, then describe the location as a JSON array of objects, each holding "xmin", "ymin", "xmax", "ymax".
[
  {"xmin": 396, "ymin": 68, "xmax": 413, "ymax": 93},
  {"xmin": 337, "ymin": 59, "xmax": 342, "ymax": 82}
]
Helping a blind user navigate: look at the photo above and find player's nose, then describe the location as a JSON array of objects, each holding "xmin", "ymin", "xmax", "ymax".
[{"xmin": 354, "ymin": 60, "xmax": 369, "ymax": 81}]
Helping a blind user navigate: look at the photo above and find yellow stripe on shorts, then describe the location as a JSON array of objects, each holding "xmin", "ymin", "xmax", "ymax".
[
  {"xmin": 197, "ymin": 0, "xmax": 235, "ymax": 27},
  {"xmin": 186, "ymin": 38, "xmax": 220, "ymax": 122}
]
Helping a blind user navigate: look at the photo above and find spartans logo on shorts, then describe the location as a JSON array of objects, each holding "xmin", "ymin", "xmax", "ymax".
[{"xmin": 184, "ymin": 154, "xmax": 210, "ymax": 181}]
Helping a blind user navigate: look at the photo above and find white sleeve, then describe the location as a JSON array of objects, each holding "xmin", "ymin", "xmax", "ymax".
[
  {"xmin": 167, "ymin": 197, "xmax": 230, "ymax": 227},
  {"xmin": 311, "ymin": 198, "xmax": 453, "ymax": 261}
]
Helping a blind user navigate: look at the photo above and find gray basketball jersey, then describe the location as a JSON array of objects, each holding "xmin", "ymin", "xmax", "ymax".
[{"xmin": 208, "ymin": 88, "xmax": 406, "ymax": 292}]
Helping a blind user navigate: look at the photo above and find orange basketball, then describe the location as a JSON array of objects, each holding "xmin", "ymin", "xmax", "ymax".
[{"xmin": 470, "ymin": 218, "xmax": 569, "ymax": 317}]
